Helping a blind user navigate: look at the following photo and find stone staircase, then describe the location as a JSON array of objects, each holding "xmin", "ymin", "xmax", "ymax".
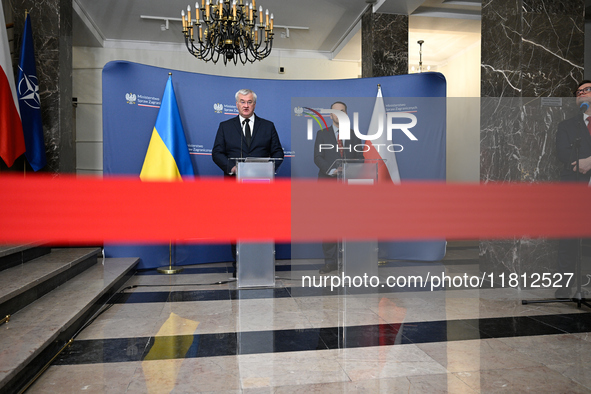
[{"xmin": 0, "ymin": 245, "xmax": 138, "ymax": 393}]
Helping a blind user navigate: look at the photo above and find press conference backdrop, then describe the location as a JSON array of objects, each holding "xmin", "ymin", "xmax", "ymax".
[{"xmin": 103, "ymin": 61, "xmax": 446, "ymax": 269}]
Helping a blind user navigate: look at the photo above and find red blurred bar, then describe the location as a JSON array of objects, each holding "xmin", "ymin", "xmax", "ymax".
[
  {"xmin": 0, "ymin": 174, "xmax": 590, "ymax": 244},
  {"xmin": 0, "ymin": 174, "xmax": 290, "ymax": 244},
  {"xmin": 292, "ymin": 180, "xmax": 591, "ymax": 241}
]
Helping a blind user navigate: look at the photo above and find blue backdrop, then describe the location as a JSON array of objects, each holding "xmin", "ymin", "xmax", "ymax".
[{"xmin": 103, "ymin": 61, "xmax": 447, "ymax": 269}]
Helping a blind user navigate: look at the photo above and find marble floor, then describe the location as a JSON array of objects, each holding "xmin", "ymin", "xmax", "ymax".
[{"xmin": 27, "ymin": 245, "xmax": 591, "ymax": 393}]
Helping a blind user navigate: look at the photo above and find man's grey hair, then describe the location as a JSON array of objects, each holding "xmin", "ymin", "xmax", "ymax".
[{"xmin": 235, "ymin": 89, "xmax": 257, "ymax": 103}]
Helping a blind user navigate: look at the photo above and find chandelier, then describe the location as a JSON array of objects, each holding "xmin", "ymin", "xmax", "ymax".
[
  {"xmin": 411, "ymin": 40, "xmax": 431, "ymax": 73},
  {"xmin": 181, "ymin": 0, "xmax": 274, "ymax": 65}
]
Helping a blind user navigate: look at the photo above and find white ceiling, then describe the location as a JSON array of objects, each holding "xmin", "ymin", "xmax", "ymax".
[{"xmin": 72, "ymin": 0, "xmax": 481, "ymax": 66}]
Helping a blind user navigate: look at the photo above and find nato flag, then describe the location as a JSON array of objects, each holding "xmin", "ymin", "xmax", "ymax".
[{"xmin": 17, "ymin": 13, "xmax": 46, "ymax": 171}]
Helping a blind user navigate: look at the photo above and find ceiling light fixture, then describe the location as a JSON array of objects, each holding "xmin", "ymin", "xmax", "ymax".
[
  {"xmin": 410, "ymin": 40, "xmax": 433, "ymax": 73},
  {"xmin": 181, "ymin": 0, "xmax": 274, "ymax": 65},
  {"xmin": 417, "ymin": 40, "xmax": 424, "ymax": 73}
]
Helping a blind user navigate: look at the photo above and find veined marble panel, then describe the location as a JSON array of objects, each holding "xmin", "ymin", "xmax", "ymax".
[
  {"xmin": 480, "ymin": 0, "xmax": 584, "ymax": 277},
  {"xmin": 480, "ymin": 97, "xmax": 523, "ymax": 182},
  {"xmin": 481, "ymin": 0, "xmax": 522, "ymax": 98},
  {"xmin": 480, "ymin": 238, "xmax": 559, "ymax": 284},
  {"xmin": 12, "ymin": 0, "xmax": 74, "ymax": 174},
  {"xmin": 362, "ymin": 11, "xmax": 408, "ymax": 78},
  {"xmin": 521, "ymin": 13, "xmax": 584, "ymax": 97},
  {"xmin": 481, "ymin": 97, "xmax": 570, "ymax": 183}
]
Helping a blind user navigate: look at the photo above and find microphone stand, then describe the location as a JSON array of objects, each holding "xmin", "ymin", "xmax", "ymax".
[{"xmin": 522, "ymin": 136, "xmax": 591, "ymax": 309}]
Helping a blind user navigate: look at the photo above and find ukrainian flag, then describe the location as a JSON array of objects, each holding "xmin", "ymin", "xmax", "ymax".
[{"xmin": 140, "ymin": 75, "xmax": 194, "ymax": 181}]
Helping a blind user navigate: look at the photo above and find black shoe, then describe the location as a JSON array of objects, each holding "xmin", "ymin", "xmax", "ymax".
[
  {"xmin": 319, "ymin": 264, "xmax": 337, "ymax": 274},
  {"xmin": 555, "ymin": 287, "xmax": 571, "ymax": 299}
]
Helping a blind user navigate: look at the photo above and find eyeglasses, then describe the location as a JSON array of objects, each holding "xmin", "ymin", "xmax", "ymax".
[
  {"xmin": 239, "ymin": 100, "xmax": 254, "ymax": 105},
  {"xmin": 575, "ymin": 86, "xmax": 591, "ymax": 96}
]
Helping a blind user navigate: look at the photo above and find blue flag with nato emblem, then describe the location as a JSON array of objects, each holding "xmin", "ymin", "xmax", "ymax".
[{"xmin": 17, "ymin": 13, "xmax": 46, "ymax": 171}]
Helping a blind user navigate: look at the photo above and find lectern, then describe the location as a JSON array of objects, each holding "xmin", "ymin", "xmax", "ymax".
[
  {"xmin": 234, "ymin": 157, "xmax": 280, "ymax": 288},
  {"xmin": 327, "ymin": 159, "xmax": 381, "ymax": 278}
]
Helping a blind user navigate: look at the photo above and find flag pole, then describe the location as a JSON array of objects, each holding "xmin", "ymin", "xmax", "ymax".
[
  {"xmin": 141, "ymin": 71, "xmax": 187, "ymax": 274},
  {"xmin": 377, "ymin": 84, "xmax": 386, "ymax": 265},
  {"xmin": 155, "ymin": 73, "xmax": 183, "ymax": 275},
  {"xmin": 22, "ymin": 9, "xmax": 27, "ymax": 179},
  {"xmin": 157, "ymin": 240, "xmax": 183, "ymax": 274}
]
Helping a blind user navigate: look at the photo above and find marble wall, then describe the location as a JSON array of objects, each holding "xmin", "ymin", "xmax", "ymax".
[
  {"xmin": 11, "ymin": 0, "xmax": 74, "ymax": 174},
  {"xmin": 361, "ymin": 10, "xmax": 408, "ymax": 77},
  {"xmin": 480, "ymin": 0, "xmax": 585, "ymax": 281}
]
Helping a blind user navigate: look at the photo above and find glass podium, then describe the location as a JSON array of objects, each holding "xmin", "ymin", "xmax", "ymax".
[
  {"xmin": 234, "ymin": 157, "xmax": 281, "ymax": 288},
  {"xmin": 327, "ymin": 158, "xmax": 382, "ymax": 279}
]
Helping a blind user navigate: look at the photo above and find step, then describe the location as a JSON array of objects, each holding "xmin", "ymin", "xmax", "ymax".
[
  {"xmin": 0, "ymin": 244, "xmax": 51, "ymax": 272},
  {"xmin": 583, "ymin": 239, "xmax": 591, "ymax": 257},
  {"xmin": 0, "ymin": 248, "xmax": 100, "ymax": 319},
  {"xmin": 0, "ymin": 257, "xmax": 138, "ymax": 393}
]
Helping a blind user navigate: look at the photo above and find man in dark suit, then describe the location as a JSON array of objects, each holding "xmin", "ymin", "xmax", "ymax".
[
  {"xmin": 313, "ymin": 101, "xmax": 364, "ymax": 274},
  {"xmin": 212, "ymin": 89, "xmax": 284, "ymax": 277},
  {"xmin": 554, "ymin": 80, "xmax": 591, "ymax": 297},
  {"xmin": 212, "ymin": 89, "xmax": 284, "ymax": 175}
]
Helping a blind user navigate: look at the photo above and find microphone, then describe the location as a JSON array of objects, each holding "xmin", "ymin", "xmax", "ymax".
[{"xmin": 579, "ymin": 101, "xmax": 590, "ymax": 113}]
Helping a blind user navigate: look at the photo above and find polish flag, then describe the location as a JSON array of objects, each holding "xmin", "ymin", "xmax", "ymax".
[
  {"xmin": 363, "ymin": 85, "xmax": 401, "ymax": 183},
  {"xmin": 0, "ymin": 3, "xmax": 25, "ymax": 168}
]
